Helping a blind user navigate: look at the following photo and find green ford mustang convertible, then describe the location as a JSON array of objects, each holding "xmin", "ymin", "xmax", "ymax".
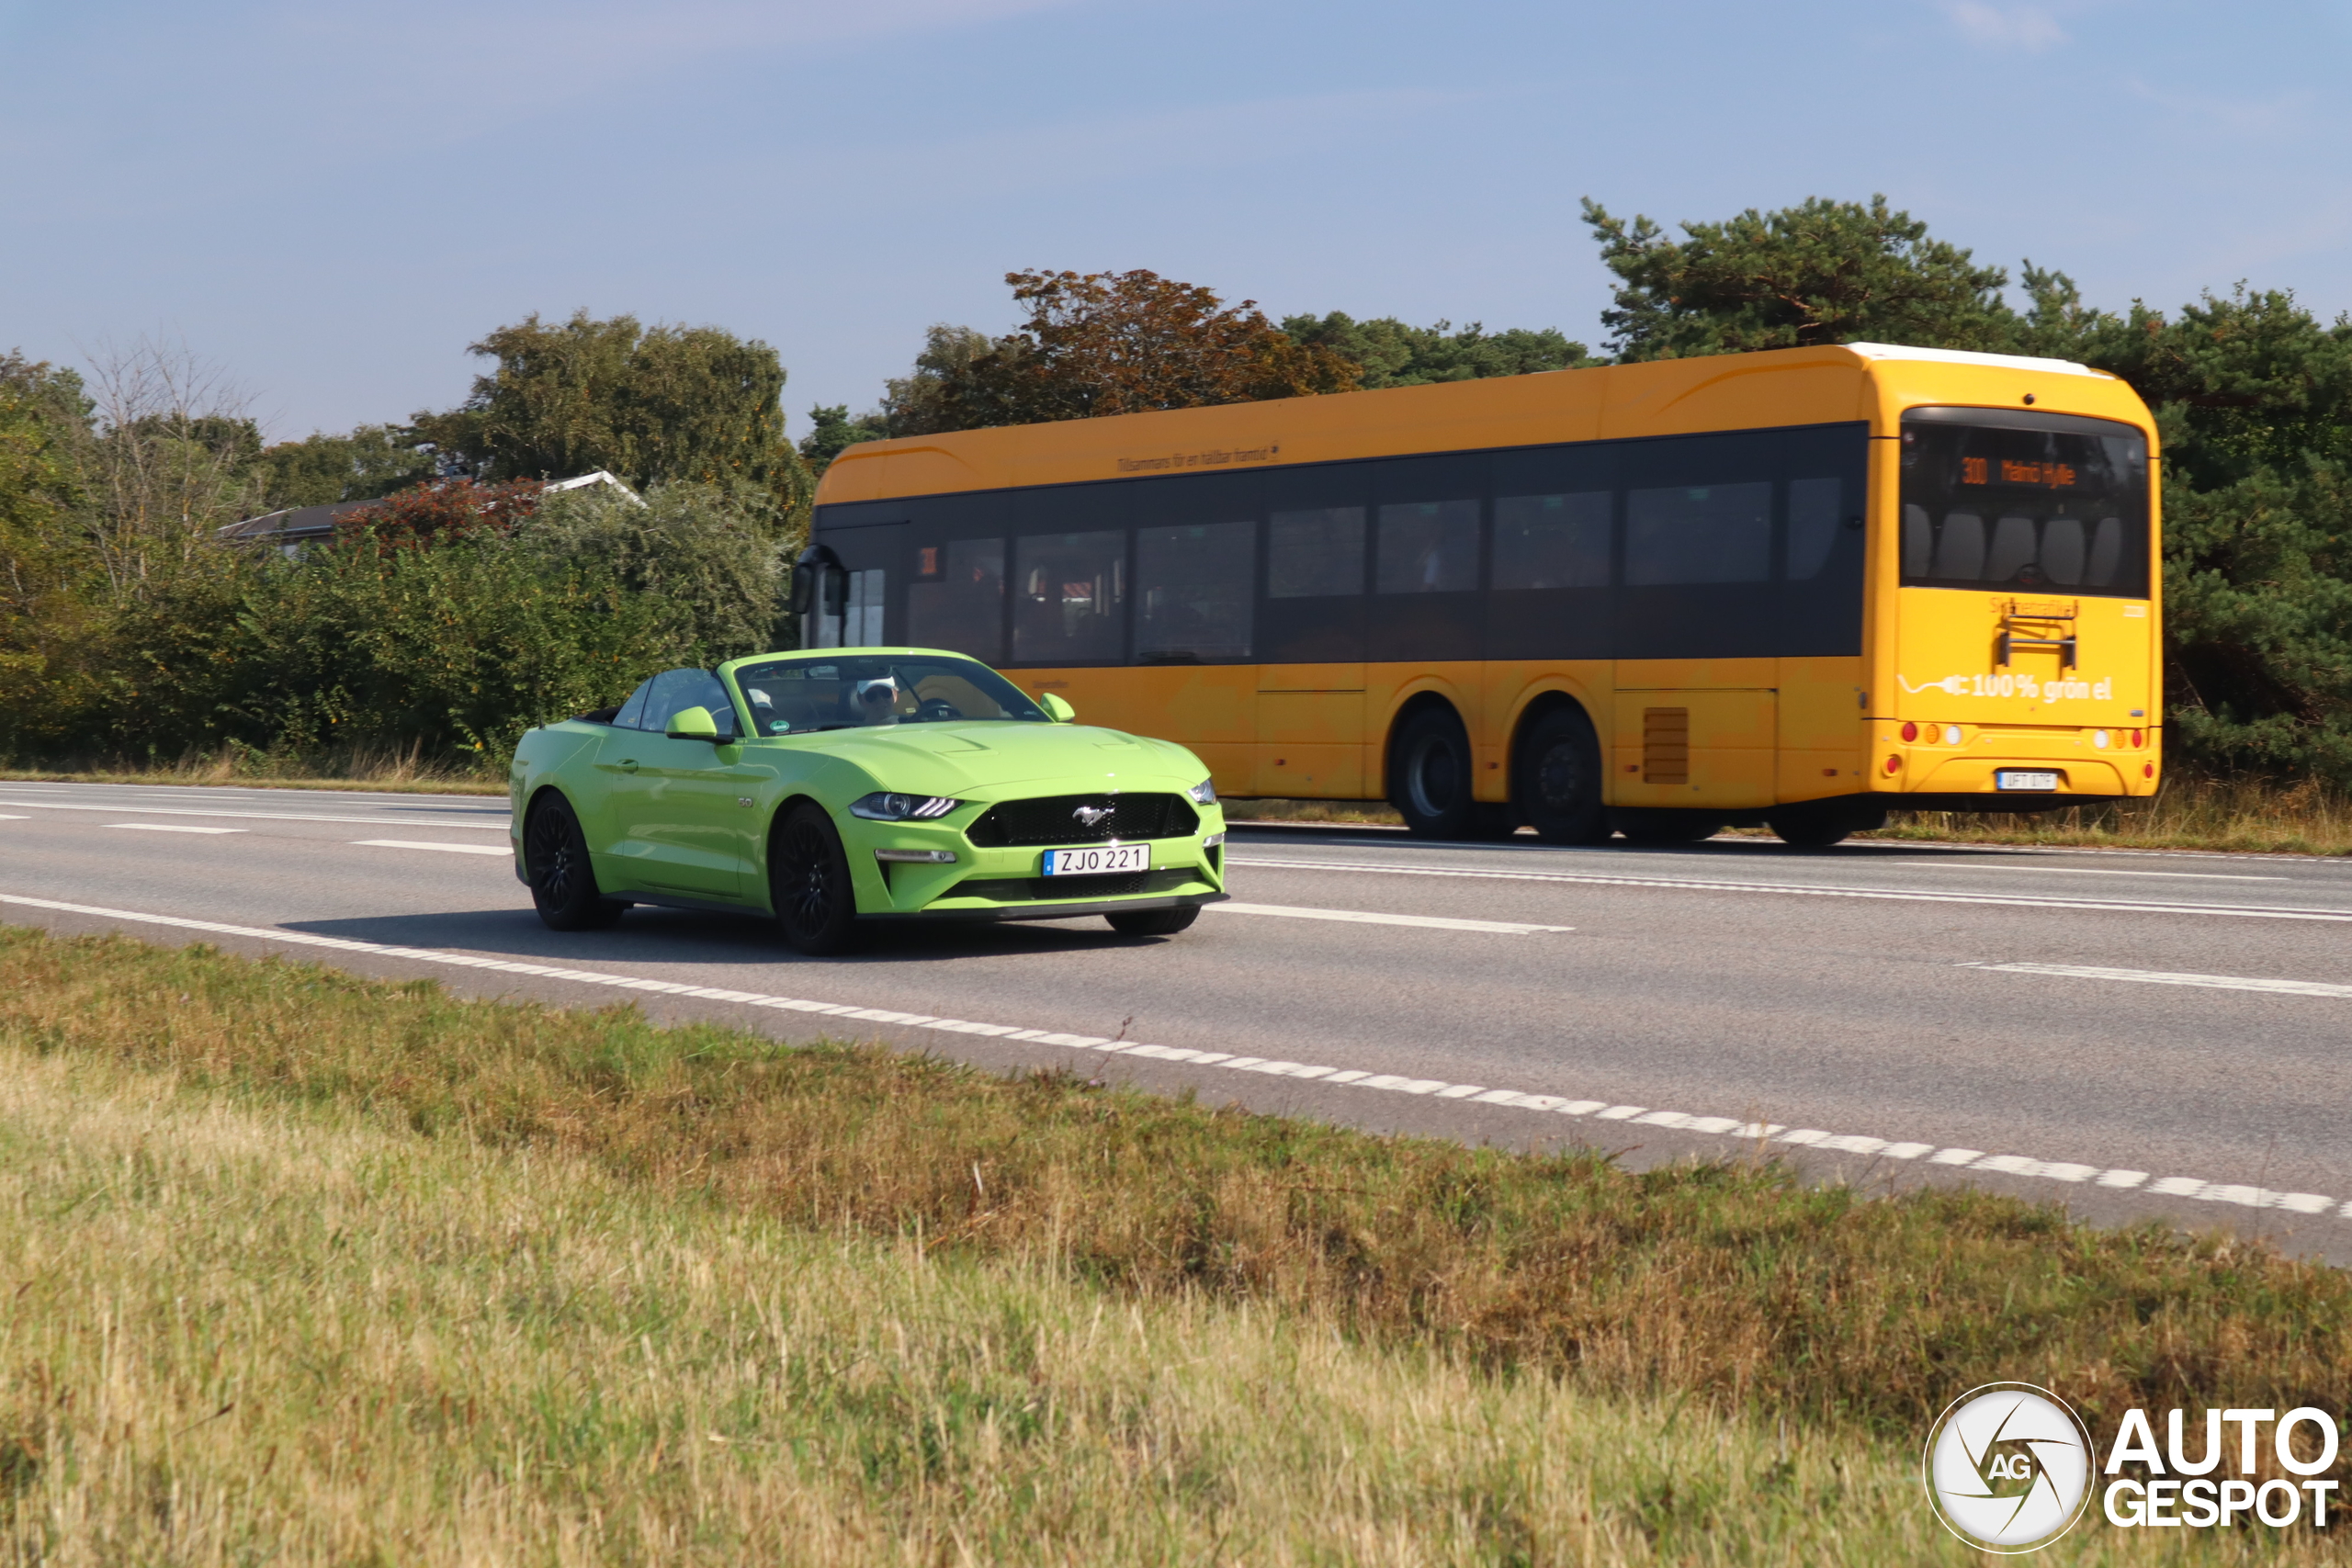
[{"xmin": 509, "ymin": 648, "xmax": 1229, "ymax": 953}]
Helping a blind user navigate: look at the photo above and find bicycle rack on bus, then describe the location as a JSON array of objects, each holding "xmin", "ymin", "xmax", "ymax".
[{"xmin": 1995, "ymin": 600, "xmax": 2078, "ymax": 671}]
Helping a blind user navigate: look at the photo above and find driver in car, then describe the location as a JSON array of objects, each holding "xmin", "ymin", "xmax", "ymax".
[{"xmin": 853, "ymin": 675, "xmax": 901, "ymax": 726}]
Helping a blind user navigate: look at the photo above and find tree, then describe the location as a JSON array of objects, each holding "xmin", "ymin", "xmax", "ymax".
[
  {"xmin": 520, "ymin": 479, "xmax": 787, "ymax": 660},
  {"xmin": 1278, "ymin": 313, "xmax": 1594, "ymax": 387},
  {"xmin": 413, "ymin": 310, "xmax": 804, "ymax": 507},
  {"xmin": 2065, "ymin": 288, "xmax": 2352, "ymax": 777},
  {"xmin": 254, "ymin": 424, "xmax": 437, "ymax": 510},
  {"xmin": 70, "ymin": 339, "xmax": 267, "ymax": 598},
  {"xmin": 885, "ymin": 270, "xmax": 1361, "ymax": 434},
  {"xmin": 1581, "ymin": 195, "xmax": 2031, "ymax": 361},
  {"xmin": 797, "ymin": 404, "xmax": 891, "ymax": 475},
  {"xmin": 334, "ymin": 479, "xmax": 549, "ymax": 550}
]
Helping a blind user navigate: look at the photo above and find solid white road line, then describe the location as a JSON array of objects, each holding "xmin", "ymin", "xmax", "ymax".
[
  {"xmin": 1904, "ymin": 864, "xmax": 2283, "ymax": 881},
  {"xmin": 0, "ymin": 815, "xmax": 26, "ymax": 820},
  {"xmin": 106, "ymin": 823, "xmax": 245, "ymax": 835},
  {"xmin": 1966, "ymin": 961, "xmax": 2352, "ymax": 998},
  {"xmin": 0, "ymin": 799, "xmax": 510, "ymax": 829},
  {"xmin": 1209, "ymin": 901, "xmax": 1571, "ymax": 935},
  {"xmin": 0, "ymin": 888, "xmax": 2335, "ymax": 1227},
  {"xmin": 353, "ymin": 839, "xmax": 514, "ymax": 857},
  {"xmin": 1226, "ymin": 856, "xmax": 2352, "ymax": 923}
]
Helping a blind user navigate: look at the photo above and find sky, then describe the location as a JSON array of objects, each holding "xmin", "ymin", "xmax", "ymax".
[{"xmin": 4, "ymin": 0, "xmax": 2350, "ymax": 444}]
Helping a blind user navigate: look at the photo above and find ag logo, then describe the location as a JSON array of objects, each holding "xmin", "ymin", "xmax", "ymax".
[
  {"xmin": 1072, "ymin": 805, "xmax": 1114, "ymax": 828},
  {"xmin": 1923, "ymin": 1382, "xmax": 2094, "ymax": 1552}
]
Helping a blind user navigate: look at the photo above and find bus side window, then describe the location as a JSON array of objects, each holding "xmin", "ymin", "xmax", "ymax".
[
  {"xmin": 1785, "ymin": 479, "xmax": 1842, "ymax": 580},
  {"xmin": 1012, "ymin": 530, "xmax": 1126, "ymax": 663},
  {"xmin": 1625, "ymin": 482, "xmax": 1771, "ymax": 585},
  {"xmin": 907, "ymin": 537, "xmax": 1005, "ymax": 661},
  {"xmin": 1495, "ymin": 491, "xmax": 1611, "ymax": 588},
  {"xmin": 1268, "ymin": 508, "xmax": 1365, "ymax": 598},
  {"xmin": 1136, "ymin": 521, "xmax": 1253, "ymax": 662},
  {"xmin": 1375, "ymin": 500, "xmax": 1477, "ymax": 593}
]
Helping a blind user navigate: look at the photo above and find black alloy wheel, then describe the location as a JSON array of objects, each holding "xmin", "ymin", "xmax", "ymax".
[
  {"xmin": 1514, "ymin": 705, "xmax": 1608, "ymax": 844},
  {"xmin": 1103, "ymin": 905, "xmax": 1200, "ymax": 937},
  {"xmin": 771, "ymin": 804, "xmax": 860, "ymax": 955},
  {"xmin": 526, "ymin": 795, "xmax": 627, "ymax": 931},
  {"xmin": 1389, "ymin": 706, "xmax": 1480, "ymax": 839}
]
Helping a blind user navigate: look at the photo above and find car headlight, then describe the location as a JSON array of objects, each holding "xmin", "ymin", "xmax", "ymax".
[
  {"xmin": 850, "ymin": 792, "xmax": 962, "ymax": 821},
  {"xmin": 1187, "ymin": 777, "xmax": 1217, "ymax": 806}
]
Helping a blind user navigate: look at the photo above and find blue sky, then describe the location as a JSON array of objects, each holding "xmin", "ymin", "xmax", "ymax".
[{"xmin": 4, "ymin": 0, "xmax": 2348, "ymax": 443}]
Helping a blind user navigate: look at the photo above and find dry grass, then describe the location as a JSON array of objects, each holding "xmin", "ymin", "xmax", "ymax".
[
  {"xmin": 5, "ymin": 929, "xmax": 2348, "ymax": 1447},
  {"xmin": 4, "ymin": 950, "xmax": 2339, "ymax": 1562},
  {"xmin": 1869, "ymin": 775, "xmax": 2352, "ymax": 857},
  {"xmin": 0, "ymin": 741, "xmax": 503, "ymax": 795},
  {"xmin": 1223, "ymin": 797, "xmax": 1408, "ymax": 827}
]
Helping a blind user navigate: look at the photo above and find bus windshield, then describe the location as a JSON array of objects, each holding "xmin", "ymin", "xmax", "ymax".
[
  {"xmin": 731, "ymin": 654, "xmax": 1051, "ymax": 735},
  {"xmin": 1898, "ymin": 410, "xmax": 2150, "ymax": 597}
]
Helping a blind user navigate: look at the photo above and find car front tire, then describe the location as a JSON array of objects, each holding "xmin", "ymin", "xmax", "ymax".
[
  {"xmin": 1104, "ymin": 906, "xmax": 1200, "ymax": 937},
  {"xmin": 526, "ymin": 795, "xmax": 628, "ymax": 931},
  {"xmin": 772, "ymin": 804, "xmax": 860, "ymax": 955}
]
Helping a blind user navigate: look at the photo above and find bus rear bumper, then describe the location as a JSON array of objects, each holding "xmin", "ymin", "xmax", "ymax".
[{"xmin": 1906, "ymin": 757, "xmax": 2138, "ymax": 795}]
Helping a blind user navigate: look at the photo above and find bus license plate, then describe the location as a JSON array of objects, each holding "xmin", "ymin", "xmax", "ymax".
[
  {"xmin": 1043, "ymin": 844, "xmax": 1149, "ymax": 876},
  {"xmin": 1996, "ymin": 770, "xmax": 2061, "ymax": 792}
]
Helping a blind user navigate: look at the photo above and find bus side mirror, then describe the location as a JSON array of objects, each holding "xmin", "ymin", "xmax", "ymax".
[{"xmin": 1039, "ymin": 693, "xmax": 1076, "ymax": 724}]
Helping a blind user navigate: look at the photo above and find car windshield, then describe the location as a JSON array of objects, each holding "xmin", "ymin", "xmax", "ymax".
[{"xmin": 730, "ymin": 654, "xmax": 1053, "ymax": 735}]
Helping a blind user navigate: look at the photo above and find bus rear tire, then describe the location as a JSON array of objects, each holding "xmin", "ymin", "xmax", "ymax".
[
  {"xmin": 1767, "ymin": 803, "xmax": 1886, "ymax": 848},
  {"xmin": 1514, "ymin": 705, "xmax": 1608, "ymax": 844},
  {"xmin": 1389, "ymin": 706, "xmax": 1478, "ymax": 839},
  {"xmin": 1615, "ymin": 810, "xmax": 1724, "ymax": 845}
]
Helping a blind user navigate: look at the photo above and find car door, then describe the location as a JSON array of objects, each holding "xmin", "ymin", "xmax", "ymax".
[{"xmin": 597, "ymin": 669, "xmax": 753, "ymax": 897}]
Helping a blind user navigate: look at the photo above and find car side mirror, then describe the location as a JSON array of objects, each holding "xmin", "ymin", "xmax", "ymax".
[
  {"xmin": 666, "ymin": 705, "xmax": 723, "ymax": 742},
  {"xmin": 1038, "ymin": 692, "xmax": 1076, "ymax": 724}
]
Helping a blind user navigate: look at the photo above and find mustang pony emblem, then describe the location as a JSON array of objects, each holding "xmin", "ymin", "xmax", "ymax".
[{"xmin": 1071, "ymin": 804, "xmax": 1114, "ymax": 828}]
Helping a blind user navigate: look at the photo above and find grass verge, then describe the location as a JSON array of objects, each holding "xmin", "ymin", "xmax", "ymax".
[
  {"xmin": 0, "ymin": 744, "xmax": 503, "ymax": 795},
  {"xmin": 2, "ymin": 926, "xmax": 2347, "ymax": 1559}
]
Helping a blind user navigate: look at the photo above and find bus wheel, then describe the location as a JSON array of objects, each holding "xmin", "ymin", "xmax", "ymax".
[
  {"xmin": 1390, "ymin": 707, "xmax": 1477, "ymax": 838},
  {"xmin": 1767, "ymin": 803, "xmax": 1886, "ymax": 848},
  {"xmin": 1514, "ymin": 705, "xmax": 1607, "ymax": 844},
  {"xmin": 1615, "ymin": 810, "xmax": 1725, "ymax": 844}
]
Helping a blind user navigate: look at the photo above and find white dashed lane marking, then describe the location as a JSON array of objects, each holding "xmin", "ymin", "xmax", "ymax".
[
  {"xmin": 1967, "ymin": 961, "xmax": 2352, "ymax": 998},
  {"xmin": 1226, "ymin": 857, "xmax": 2352, "ymax": 923},
  {"xmin": 1208, "ymin": 902, "xmax": 1571, "ymax": 935},
  {"xmin": 107, "ymin": 823, "xmax": 244, "ymax": 835},
  {"xmin": 0, "ymin": 889, "xmax": 2336, "ymax": 1227},
  {"xmin": 354, "ymin": 840, "xmax": 514, "ymax": 857}
]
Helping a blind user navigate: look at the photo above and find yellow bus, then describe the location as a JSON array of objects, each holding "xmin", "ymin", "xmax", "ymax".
[{"xmin": 799, "ymin": 342, "xmax": 2161, "ymax": 845}]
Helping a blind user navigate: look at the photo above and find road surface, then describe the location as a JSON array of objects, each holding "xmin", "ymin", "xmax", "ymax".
[{"xmin": 5, "ymin": 779, "xmax": 2349, "ymax": 1257}]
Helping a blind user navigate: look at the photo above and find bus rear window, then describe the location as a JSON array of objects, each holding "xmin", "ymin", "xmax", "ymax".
[{"xmin": 1898, "ymin": 410, "xmax": 2150, "ymax": 597}]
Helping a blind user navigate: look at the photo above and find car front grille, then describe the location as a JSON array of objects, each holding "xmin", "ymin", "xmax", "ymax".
[
  {"xmin": 965, "ymin": 792, "xmax": 1198, "ymax": 848},
  {"xmin": 955, "ymin": 868, "xmax": 1202, "ymax": 903}
]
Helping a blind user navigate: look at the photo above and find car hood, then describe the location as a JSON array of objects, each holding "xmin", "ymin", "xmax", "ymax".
[{"xmin": 756, "ymin": 721, "xmax": 1204, "ymax": 795}]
